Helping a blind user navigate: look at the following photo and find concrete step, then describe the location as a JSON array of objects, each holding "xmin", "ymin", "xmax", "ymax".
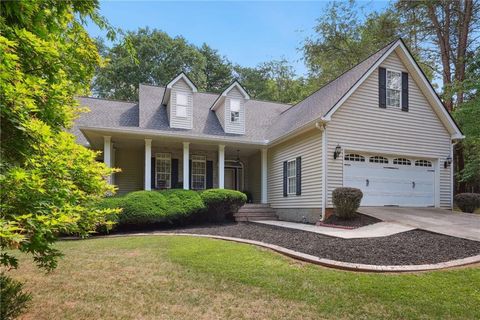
[
  {"xmin": 234, "ymin": 203, "xmax": 277, "ymax": 222},
  {"xmin": 235, "ymin": 216, "xmax": 278, "ymax": 222},
  {"xmin": 236, "ymin": 207, "xmax": 277, "ymax": 214}
]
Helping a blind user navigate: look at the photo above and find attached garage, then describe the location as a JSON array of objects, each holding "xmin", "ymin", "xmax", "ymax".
[{"xmin": 343, "ymin": 153, "xmax": 436, "ymax": 207}]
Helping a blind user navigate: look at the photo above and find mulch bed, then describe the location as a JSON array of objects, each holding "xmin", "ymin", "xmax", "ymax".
[
  {"xmin": 319, "ymin": 213, "xmax": 381, "ymax": 229},
  {"xmin": 162, "ymin": 222, "xmax": 480, "ymax": 266}
]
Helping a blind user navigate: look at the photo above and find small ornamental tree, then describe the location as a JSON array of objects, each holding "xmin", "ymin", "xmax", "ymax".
[{"xmin": 0, "ymin": 0, "xmax": 122, "ymax": 274}]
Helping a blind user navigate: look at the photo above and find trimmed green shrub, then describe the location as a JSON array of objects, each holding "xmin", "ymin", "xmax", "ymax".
[
  {"xmin": 98, "ymin": 190, "xmax": 206, "ymax": 227},
  {"xmin": 0, "ymin": 273, "xmax": 31, "ymax": 320},
  {"xmin": 332, "ymin": 187, "xmax": 363, "ymax": 220},
  {"xmin": 200, "ymin": 189, "xmax": 247, "ymax": 221},
  {"xmin": 454, "ymin": 193, "xmax": 480, "ymax": 213}
]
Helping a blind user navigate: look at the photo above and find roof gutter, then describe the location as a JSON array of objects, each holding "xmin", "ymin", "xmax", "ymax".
[{"xmin": 78, "ymin": 126, "xmax": 269, "ymax": 147}]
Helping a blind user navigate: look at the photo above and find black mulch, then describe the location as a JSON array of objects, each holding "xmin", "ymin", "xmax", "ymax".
[
  {"xmin": 321, "ymin": 213, "xmax": 381, "ymax": 228},
  {"xmin": 162, "ymin": 222, "xmax": 480, "ymax": 266}
]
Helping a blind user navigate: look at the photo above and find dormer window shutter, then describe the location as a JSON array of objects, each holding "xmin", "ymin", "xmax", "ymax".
[
  {"xmin": 296, "ymin": 157, "xmax": 302, "ymax": 195},
  {"xmin": 283, "ymin": 161, "xmax": 288, "ymax": 197},
  {"xmin": 379, "ymin": 67, "xmax": 386, "ymax": 108},
  {"xmin": 401, "ymin": 72, "xmax": 409, "ymax": 112}
]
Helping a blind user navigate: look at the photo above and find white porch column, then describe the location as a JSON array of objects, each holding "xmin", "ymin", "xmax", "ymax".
[
  {"xmin": 261, "ymin": 148, "xmax": 268, "ymax": 204},
  {"xmin": 144, "ymin": 139, "xmax": 152, "ymax": 191},
  {"xmin": 218, "ymin": 145, "xmax": 225, "ymax": 189},
  {"xmin": 103, "ymin": 136, "xmax": 112, "ymax": 184},
  {"xmin": 183, "ymin": 142, "xmax": 190, "ymax": 190}
]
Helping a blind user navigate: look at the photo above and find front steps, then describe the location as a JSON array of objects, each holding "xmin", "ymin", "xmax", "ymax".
[{"xmin": 234, "ymin": 203, "xmax": 278, "ymax": 222}]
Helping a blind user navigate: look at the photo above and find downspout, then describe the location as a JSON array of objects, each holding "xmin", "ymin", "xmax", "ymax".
[
  {"xmin": 450, "ymin": 139, "xmax": 460, "ymax": 211},
  {"xmin": 316, "ymin": 121, "xmax": 328, "ymax": 221}
]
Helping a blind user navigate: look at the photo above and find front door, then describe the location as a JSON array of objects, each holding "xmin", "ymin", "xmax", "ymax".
[{"xmin": 225, "ymin": 168, "xmax": 236, "ymax": 190}]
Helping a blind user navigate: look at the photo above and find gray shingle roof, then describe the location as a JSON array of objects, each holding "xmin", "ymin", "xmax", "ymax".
[
  {"xmin": 73, "ymin": 97, "xmax": 138, "ymax": 145},
  {"xmin": 73, "ymin": 40, "xmax": 397, "ymax": 145}
]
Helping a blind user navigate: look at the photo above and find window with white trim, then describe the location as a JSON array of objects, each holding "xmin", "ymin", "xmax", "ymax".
[
  {"xmin": 287, "ymin": 159, "xmax": 297, "ymax": 194},
  {"xmin": 415, "ymin": 160, "xmax": 432, "ymax": 167},
  {"xmin": 191, "ymin": 155, "xmax": 206, "ymax": 190},
  {"xmin": 386, "ymin": 70, "xmax": 401, "ymax": 107},
  {"xmin": 344, "ymin": 154, "xmax": 365, "ymax": 162},
  {"xmin": 176, "ymin": 92, "xmax": 188, "ymax": 118},
  {"xmin": 156, "ymin": 153, "xmax": 171, "ymax": 189},
  {"xmin": 393, "ymin": 158, "xmax": 411, "ymax": 165},
  {"xmin": 230, "ymin": 99, "xmax": 240, "ymax": 123},
  {"xmin": 369, "ymin": 156, "xmax": 389, "ymax": 164}
]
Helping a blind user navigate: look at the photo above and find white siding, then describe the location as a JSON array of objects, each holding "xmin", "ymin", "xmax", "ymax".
[
  {"xmin": 327, "ymin": 52, "xmax": 452, "ymax": 208},
  {"xmin": 268, "ymin": 130, "xmax": 323, "ymax": 208},
  {"xmin": 169, "ymin": 78, "xmax": 193, "ymax": 129},
  {"xmin": 224, "ymin": 87, "xmax": 246, "ymax": 134}
]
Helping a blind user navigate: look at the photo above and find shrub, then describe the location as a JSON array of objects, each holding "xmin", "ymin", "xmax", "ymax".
[
  {"xmin": 0, "ymin": 274, "xmax": 31, "ymax": 320},
  {"xmin": 242, "ymin": 190, "xmax": 253, "ymax": 203},
  {"xmin": 97, "ymin": 190, "xmax": 205, "ymax": 227},
  {"xmin": 200, "ymin": 189, "xmax": 247, "ymax": 222},
  {"xmin": 454, "ymin": 193, "xmax": 480, "ymax": 213},
  {"xmin": 332, "ymin": 187, "xmax": 363, "ymax": 219}
]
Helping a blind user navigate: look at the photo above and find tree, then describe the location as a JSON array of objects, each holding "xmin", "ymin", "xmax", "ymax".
[
  {"xmin": 198, "ymin": 43, "xmax": 234, "ymax": 93},
  {"xmin": 1, "ymin": 0, "xmax": 118, "ymax": 274},
  {"xmin": 303, "ymin": 1, "xmax": 403, "ymax": 88},
  {"xmin": 93, "ymin": 30, "xmax": 238, "ymax": 100},
  {"xmin": 235, "ymin": 60, "xmax": 308, "ymax": 104},
  {"xmin": 396, "ymin": 0, "xmax": 480, "ymax": 110}
]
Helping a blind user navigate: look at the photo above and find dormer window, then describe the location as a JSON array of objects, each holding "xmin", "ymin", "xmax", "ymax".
[
  {"xmin": 230, "ymin": 99, "xmax": 240, "ymax": 123},
  {"xmin": 386, "ymin": 70, "xmax": 401, "ymax": 107},
  {"xmin": 176, "ymin": 93, "xmax": 188, "ymax": 118}
]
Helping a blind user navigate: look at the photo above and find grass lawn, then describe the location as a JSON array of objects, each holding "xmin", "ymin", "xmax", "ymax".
[{"xmin": 10, "ymin": 235, "xmax": 480, "ymax": 320}]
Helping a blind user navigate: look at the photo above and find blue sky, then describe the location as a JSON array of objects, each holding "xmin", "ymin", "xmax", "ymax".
[{"xmin": 87, "ymin": 1, "xmax": 390, "ymax": 76}]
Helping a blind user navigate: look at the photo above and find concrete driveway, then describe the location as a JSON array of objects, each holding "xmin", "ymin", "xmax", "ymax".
[{"xmin": 358, "ymin": 207, "xmax": 480, "ymax": 242}]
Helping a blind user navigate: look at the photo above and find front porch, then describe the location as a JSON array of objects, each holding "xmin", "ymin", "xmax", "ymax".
[{"xmin": 96, "ymin": 133, "xmax": 268, "ymax": 203}]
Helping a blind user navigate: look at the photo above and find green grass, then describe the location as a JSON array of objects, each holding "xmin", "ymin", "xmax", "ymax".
[{"xmin": 9, "ymin": 235, "xmax": 480, "ymax": 319}]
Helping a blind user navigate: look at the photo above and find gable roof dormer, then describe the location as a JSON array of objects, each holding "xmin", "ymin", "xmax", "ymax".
[
  {"xmin": 161, "ymin": 72, "xmax": 197, "ymax": 130},
  {"xmin": 161, "ymin": 72, "xmax": 198, "ymax": 106},
  {"xmin": 211, "ymin": 81, "xmax": 250, "ymax": 135}
]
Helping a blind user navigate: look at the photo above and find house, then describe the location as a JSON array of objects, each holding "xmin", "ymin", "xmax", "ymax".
[{"xmin": 73, "ymin": 39, "xmax": 463, "ymax": 223}]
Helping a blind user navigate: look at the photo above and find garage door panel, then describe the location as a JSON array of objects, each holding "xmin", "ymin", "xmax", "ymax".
[{"xmin": 343, "ymin": 157, "xmax": 434, "ymax": 207}]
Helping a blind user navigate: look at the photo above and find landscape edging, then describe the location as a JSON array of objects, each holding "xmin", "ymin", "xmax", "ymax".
[{"xmin": 83, "ymin": 232, "xmax": 480, "ymax": 273}]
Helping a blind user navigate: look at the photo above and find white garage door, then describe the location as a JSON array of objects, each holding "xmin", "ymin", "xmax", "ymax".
[{"xmin": 343, "ymin": 154, "xmax": 435, "ymax": 207}]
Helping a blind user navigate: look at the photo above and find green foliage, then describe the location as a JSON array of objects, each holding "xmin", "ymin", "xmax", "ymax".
[
  {"xmin": 235, "ymin": 60, "xmax": 310, "ymax": 104},
  {"xmin": 99, "ymin": 190, "xmax": 206, "ymax": 226},
  {"xmin": 199, "ymin": 189, "xmax": 247, "ymax": 221},
  {"xmin": 93, "ymin": 28, "xmax": 209, "ymax": 100},
  {"xmin": 0, "ymin": 273, "xmax": 31, "ymax": 320},
  {"xmin": 92, "ymin": 28, "xmax": 307, "ymax": 104},
  {"xmin": 332, "ymin": 187, "xmax": 363, "ymax": 219},
  {"xmin": 198, "ymin": 43, "xmax": 234, "ymax": 93},
  {"xmin": 0, "ymin": 0, "xmax": 119, "ymax": 272},
  {"xmin": 454, "ymin": 193, "xmax": 480, "ymax": 213}
]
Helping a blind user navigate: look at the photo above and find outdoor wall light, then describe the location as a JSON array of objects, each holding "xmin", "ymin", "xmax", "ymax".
[
  {"xmin": 333, "ymin": 144, "xmax": 342, "ymax": 160},
  {"xmin": 444, "ymin": 156, "xmax": 452, "ymax": 169}
]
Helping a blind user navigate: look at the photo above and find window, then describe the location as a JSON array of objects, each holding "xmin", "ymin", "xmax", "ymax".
[
  {"xmin": 393, "ymin": 158, "xmax": 411, "ymax": 166},
  {"xmin": 230, "ymin": 99, "xmax": 240, "ymax": 123},
  {"xmin": 369, "ymin": 156, "xmax": 389, "ymax": 164},
  {"xmin": 415, "ymin": 160, "xmax": 432, "ymax": 167},
  {"xmin": 191, "ymin": 155, "xmax": 206, "ymax": 190},
  {"xmin": 287, "ymin": 160, "xmax": 297, "ymax": 194},
  {"xmin": 176, "ymin": 93, "xmax": 188, "ymax": 118},
  {"xmin": 344, "ymin": 154, "xmax": 365, "ymax": 162},
  {"xmin": 156, "ymin": 153, "xmax": 171, "ymax": 189},
  {"xmin": 386, "ymin": 70, "xmax": 401, "ymax": 107}
]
